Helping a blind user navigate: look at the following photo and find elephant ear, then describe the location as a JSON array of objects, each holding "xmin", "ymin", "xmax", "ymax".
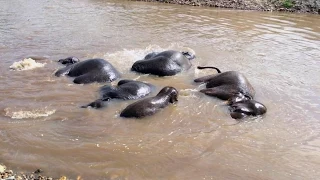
[
  {"xmin": 55, "ymin": 65, "xmax": 73, "ymax": 77},
  {"xmin": 117, "ymin": 79, "xmax": 134, "ymax": 86},
  {"xmin": 182, "ymin": 51, "xmax": 196, "ymax": 60},
  {"xmin": 227, "ymin": 93, "xmax": 248, "ymax": 105},
  {"xmin": 101, "ymin": 97, "xmax": 111, "ymax": 101},
  {"xmin": 169, "ymin": 90, "xmax": 178, "ymax": 103},
  {"xmin": 144, "ymin": 52, "xmax": 159, "ymax": 60},
  {"xmin": 251, "ymin": 100, "xmax": 267, "ymax": 115},
  {"xmin": 230, "ymin": 112, "xmax": 247, "ymax": 119}
]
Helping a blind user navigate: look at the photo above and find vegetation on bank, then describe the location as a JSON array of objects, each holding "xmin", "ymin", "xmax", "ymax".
[{"xmin": 133, "ymin": 0, "xmax": 320, "ymax": 14}]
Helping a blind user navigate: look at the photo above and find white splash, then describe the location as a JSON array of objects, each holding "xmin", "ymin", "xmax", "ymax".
[
  {"xmin": 10, "ymin": 58, "xmax": 46, "ymax": 71},
  {"xmin": 179, "ymin": 89, "xmax": 199, "ymax": 97},
  {"xmin": 103, "ymin": 44, "xmax": 195, "ymax": 73},
  {"xmin": 4, "ymin": 108, "xmax": 56, "ymax": 119}
]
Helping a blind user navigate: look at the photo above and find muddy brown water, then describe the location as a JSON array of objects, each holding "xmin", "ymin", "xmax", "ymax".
[{"xmin": 0, "ymin": 0, "xmax": 319, "ymax": 179}]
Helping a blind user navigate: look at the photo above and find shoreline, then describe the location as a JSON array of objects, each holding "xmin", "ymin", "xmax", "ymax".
[
  {"xmin": 132, "ymin": 0, "xmax": 320, "ymax": 14},
  {"xmin": 0, "ymin": 163, "xmax": 64, "ymax": 180}
]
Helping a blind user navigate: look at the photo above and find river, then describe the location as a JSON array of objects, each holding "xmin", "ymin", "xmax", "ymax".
[{"xmin": 0, "ymin": 0, "xmax": 319, "ymax": 179}]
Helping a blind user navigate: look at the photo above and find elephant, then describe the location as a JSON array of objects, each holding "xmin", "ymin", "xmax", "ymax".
[
  {"xmin": 195, "ymin": 66, "xmax": 266, "ymax": 119},
  {"xmin": 82, "ymin": 79, "xmax": 155, "ymax": 109},
  {"xmin": 120, "ymin": 86, "xmax": 178, "ymax": 118},
  {"xmin": 228, "ymin": 99, "xmax": 267, "ymax": 119},
  {"xmin": 55, "ymin": 57, "xmax": 120, "ymax": 84},
  {"xmin": 194, "ymin": 66, "xmax": 255, "ymax": 101},
  {"xmin": 131, "ymin": 50, "xmax": 196, "ymax": 76}
]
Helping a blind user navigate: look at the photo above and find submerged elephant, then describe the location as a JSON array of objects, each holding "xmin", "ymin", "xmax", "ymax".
[
  {"xmin": 82, "ymin": 79, "xmax": 155, "ymax": 109},
  {"xmin": 120, "ymin": 86, "xmax": 178, "ymax": 118},
  {"xmin": 228, "ymin": 99, "xmax": 267, "ymax": 119},
  {"xmin": 55, "ymin": 57, "xmax": 121, "ymax": 84},
  {"xmin": 195, "ymin": 66, "xmax": 266, "ymax": 119},
  {"xmin": 131, "ymin": 50, "xmax": 196, "ymax": 76},
  {"xmin": 194, "ymin": 66, "xmax": 255, "ymax": 101}
]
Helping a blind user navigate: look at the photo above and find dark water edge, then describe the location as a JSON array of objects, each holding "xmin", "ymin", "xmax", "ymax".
[{"xmin": 131, "ymin": 0, "xmax": 320, "ymax": 14}]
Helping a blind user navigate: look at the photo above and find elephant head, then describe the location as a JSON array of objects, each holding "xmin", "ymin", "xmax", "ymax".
[{"xmin": 58, "ymin": 56, "xmax": 80, "ymax": 66}]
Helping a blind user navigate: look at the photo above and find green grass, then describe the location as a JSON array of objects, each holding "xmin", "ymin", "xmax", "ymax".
[{"xmin": 282, "ymin": 0, "xmax": 294, "ymax": 8}]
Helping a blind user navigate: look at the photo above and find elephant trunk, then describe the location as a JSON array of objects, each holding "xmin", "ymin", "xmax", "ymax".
[{"xmin": 197, "ymin": 66, "xmax": 221, "ymax": 73}]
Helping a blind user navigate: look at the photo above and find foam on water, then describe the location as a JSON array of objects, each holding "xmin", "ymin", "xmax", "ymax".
[
  {"xmin": 4, "ymin": 108, "xmax": 56, "ymax": 119},
  {"xmin": 179, "ymin": 88, "xmax": 199, "ymax": 97},
  {"xmin": 9, "ymin": 58, "xmax": 46, "ymax": 71}
]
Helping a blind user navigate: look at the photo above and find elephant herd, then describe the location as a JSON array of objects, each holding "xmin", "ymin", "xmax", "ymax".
[{"xmin": 55, "ymin": 50, "xmax": 267, "ymax": 119}]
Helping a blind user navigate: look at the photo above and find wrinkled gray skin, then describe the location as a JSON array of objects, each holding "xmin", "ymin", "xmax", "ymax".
[
  {"xmin": 120, "ymin": 86, "xmax": 178, "ymax": 118},
  {"xmin": 82, "ymin": 80, "xmax": 155, "ymax": 109},
  {"xmin": 55, "ymin": 57, "xmax": 121, "ymax": 84},
  {"xmin": 131, "ymin": 50, "xmax": 196, "ymax": 76},
  {"xmin": 195, "ymin": 66, "xmax": 266, "ymax": 119}
]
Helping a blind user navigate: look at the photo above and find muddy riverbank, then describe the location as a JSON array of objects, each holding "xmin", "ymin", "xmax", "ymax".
[
  {"xmin": 1, "ymin": 164, "xmax": 52, "ymax": 180},
  {"xmin": 133, "ymin": 0, "xmax": 320, "ymax": 14}
]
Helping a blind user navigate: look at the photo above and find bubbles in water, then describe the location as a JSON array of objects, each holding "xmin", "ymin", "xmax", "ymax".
[
  {"xmin": 4, "ymin": 107, "xmax": 56, "ymax": 119},
  {"xmin": 9, "ymin": 58, "xmax": 46, "ymax": 71}
]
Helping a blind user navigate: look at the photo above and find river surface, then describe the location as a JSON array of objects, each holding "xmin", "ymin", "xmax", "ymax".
[{"xmin": 0, "ymin": 0, "xmax": 319, "ymax": 179}]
